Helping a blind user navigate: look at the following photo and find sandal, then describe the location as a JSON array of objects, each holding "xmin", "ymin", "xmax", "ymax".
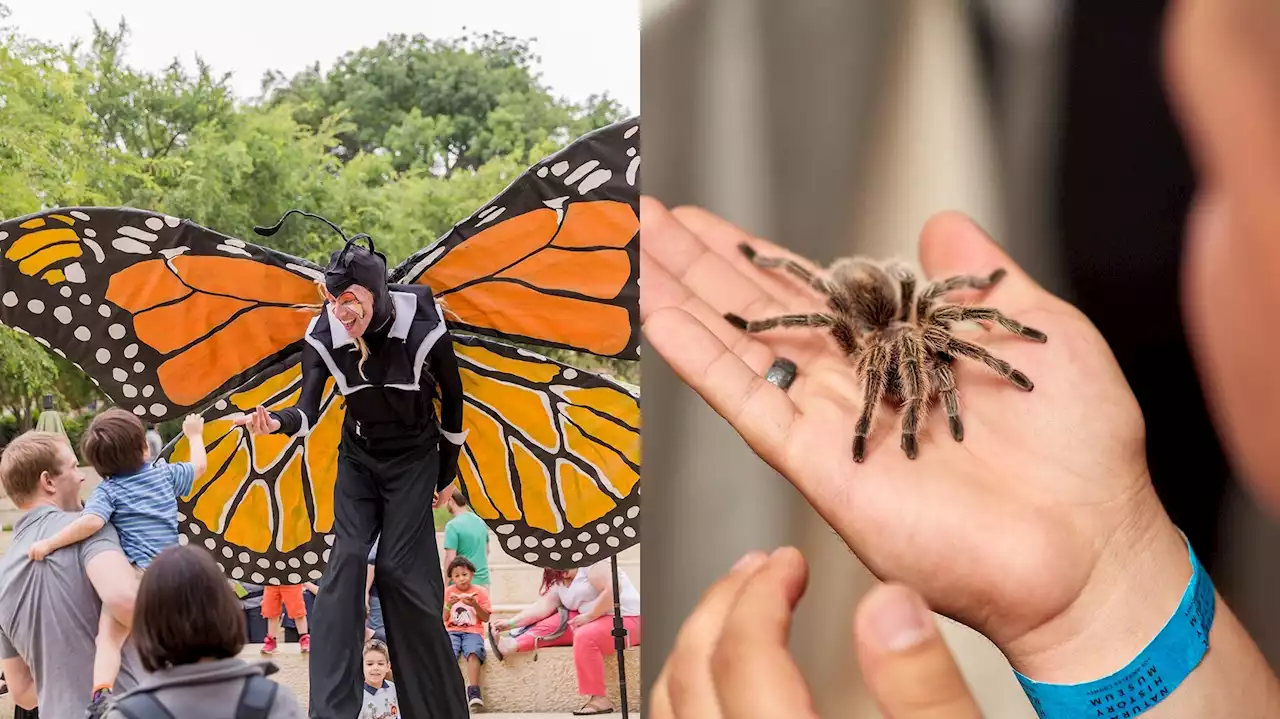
[
  {"xmin": 487, "ymin": 622, "xmax": 505, "ymax": 662},
  {"xmin": 573, "ymin": 701, "xmax": 614, "ymax": 715}
]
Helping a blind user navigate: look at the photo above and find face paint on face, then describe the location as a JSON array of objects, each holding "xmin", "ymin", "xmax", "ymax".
[{"xmin": 325, "ymin": 284, "xmax": 376, "ymax": 338}]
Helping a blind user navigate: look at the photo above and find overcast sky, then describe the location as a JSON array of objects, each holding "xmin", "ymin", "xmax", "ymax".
[{"xmin": 4, "ymin": 0, "xmax": 640, "ymax": 112}]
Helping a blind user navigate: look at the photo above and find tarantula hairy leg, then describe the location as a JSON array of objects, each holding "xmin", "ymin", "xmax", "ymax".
[
  {"xmin": 737, "ymin": 242, "xmax": 833, "ymax": 293},
  {"xmin": 724, "ymin": 312, "xmax": 834, "ymax": 332},
  {"xmin": 932, "ymin": 305, "xmax": 1048, "ymax": 343},
  {"xmin": 852, "ymin": 344, "xmax": 890, "ymax": 463},
  {"xmin": 931, "ymin": 356, "xmax": 964, "ymax": 443},
  {"xmin": 895, "ymin": 332, "xmax": 929, "ymax": 460}
]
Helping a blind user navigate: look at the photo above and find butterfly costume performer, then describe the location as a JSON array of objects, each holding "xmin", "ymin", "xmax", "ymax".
[{"xmin": 0, "ymin": 117, "xmax": 641, "ymax": 719}]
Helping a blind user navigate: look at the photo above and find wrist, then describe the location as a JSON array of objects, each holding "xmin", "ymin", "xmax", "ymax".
[{"xmin": 1003, "ymin": 494, "xmax": 1192, "ymax": 683}]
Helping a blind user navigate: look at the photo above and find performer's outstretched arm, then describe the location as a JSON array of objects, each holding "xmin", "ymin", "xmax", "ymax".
[
  {"xmin": 271, "ymin": 342, "xmax": 328, "ymax": 436},
  {"xmin": 234, "ymin": 342, "xmax": 328, "ymax": 437},
  {"xmin": 431, "ymin": 331, "xmax": 466, "ymax": 491}
]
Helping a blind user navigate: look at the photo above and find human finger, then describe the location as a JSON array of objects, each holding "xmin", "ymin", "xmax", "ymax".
[
  {"xmin": 661, "ymin": 551, "xmax": 770, "ymax": 717},
  {"xmin": 711, "ymin": 547, "xmax": 819, "ymax": 719},
  {"xmin": 648, "ymin": 670, "xmax": 679, "ymax": 719},
  {"xmin": 669, "ymin": 205, "xmax": 830, "ymax": 312},
  {"xmin": 916, "ymin": 212, "xmax": 1041, "ymax": 301},
  {"xmin": 641, "ymin": 248, "xmax": 783, "ymax": 377},
  {"xmin": 854, "ymin": 583, "xmax": 983, "ymax": 719},
  {"xmin": 642, "ymin": 197, "xmax": 820, "ymax": 326},
  {"xmin": 643, "ymin": 307, "xmax": 797, "ymax": 464}
]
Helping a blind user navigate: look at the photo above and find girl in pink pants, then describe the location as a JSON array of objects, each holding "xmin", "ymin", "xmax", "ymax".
[{"xmin": 489, "ymin": 561, "xmax": 641, "ymax": 716}]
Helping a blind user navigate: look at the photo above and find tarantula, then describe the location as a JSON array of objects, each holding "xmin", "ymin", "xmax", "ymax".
[{"xmin": 725, "ymin": 243, "xmax": 1047, "ymax": 462}]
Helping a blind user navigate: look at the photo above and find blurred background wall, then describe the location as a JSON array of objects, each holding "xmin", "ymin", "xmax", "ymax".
[{"xmin": 639, "ymin": 0, "xmax": 1280, "ymax": 716}]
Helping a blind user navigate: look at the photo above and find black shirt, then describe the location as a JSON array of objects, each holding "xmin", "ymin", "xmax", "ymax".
[{"xmin": 270, "ymin": 285, "xmax": 466, "ymax": 482}]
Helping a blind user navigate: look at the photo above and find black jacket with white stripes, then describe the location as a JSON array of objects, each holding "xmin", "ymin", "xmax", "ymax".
[{"xmin": 269, "ymin": 284, "xmax": 466, "ymax": 490}]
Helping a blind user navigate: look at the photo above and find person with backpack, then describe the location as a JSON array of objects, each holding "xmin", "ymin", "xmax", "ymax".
[{"xmin": 104, "ymin": 546, "xmax": 304, "ymax": 718}]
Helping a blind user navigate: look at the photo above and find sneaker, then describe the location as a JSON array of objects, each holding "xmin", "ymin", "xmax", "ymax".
[
  {"xmin": 299, "ymin": 633, "xmax": 311, "ymax": 653},
  {"xmin": 467, "ymin": 685, "xmax": 484, "ymax": 709},
  {"xmin": 261, "ymin": 636, "xmax": 278, "ymax": 655},
  {"xmin": 85, "ymin": 687, "xmax": 112, "ymax": 718}
]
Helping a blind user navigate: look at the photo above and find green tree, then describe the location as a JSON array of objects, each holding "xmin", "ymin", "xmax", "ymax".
[
  {"xmin": 0, "ymin": 29, "xmax": 124, "ymax": 214},
  {"xmin": 0, "ymin": 328, "xmax": 60, "ymax": 430},
  {"xmin": 263, "ymin": 31, "xmax": 626, "ymax": 175},
  {"xmin": 0, "ymin": 14, "xmax": 635, "ymax": 404},
  {"xmin": 81, "ymin": 20, "xmax": 235, "ymax": 161}
]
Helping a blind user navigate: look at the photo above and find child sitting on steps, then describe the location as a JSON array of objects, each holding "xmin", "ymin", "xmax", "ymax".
[
  {"xmin": 28, "ymin": 408, "xmax": 207, "ymax": 718},
  {"xmin": 444, "ymin": 556, "xmax": 491, "ymax": 709}
]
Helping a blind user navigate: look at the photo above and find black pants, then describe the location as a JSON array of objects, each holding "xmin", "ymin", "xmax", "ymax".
[{"xmin": 308, "ymin": 431, "xmax": 467, "ymax": 718}]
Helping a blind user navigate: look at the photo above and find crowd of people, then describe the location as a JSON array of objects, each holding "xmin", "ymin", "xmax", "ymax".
[{"xmin": 0, "ymin": 410, "xmax": 642, "ymax": 717}]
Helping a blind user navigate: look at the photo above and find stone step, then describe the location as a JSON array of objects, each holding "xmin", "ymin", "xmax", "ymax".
[{"xmin": 244, "ymin": 640, "xmax": 641, "ymax": 714}]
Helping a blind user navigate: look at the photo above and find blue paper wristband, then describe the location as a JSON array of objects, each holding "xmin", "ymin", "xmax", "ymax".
[{"xmin": 1014, "ymin": 533, "xmax": 1215, "ymax": 719}]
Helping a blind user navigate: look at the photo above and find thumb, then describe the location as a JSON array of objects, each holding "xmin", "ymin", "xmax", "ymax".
[
  {"xmin": 917, "ymin": 211, "xmax": 1040, "ymax": 298},
  {"xmin": 854, "ymin": 583, "xmax": 983, "ymax": 719}
]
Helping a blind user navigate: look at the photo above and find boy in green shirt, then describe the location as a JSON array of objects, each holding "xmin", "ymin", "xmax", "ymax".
[{"xmin": 442, "ymin": 488, "xmax": 489, "ymax": 587}]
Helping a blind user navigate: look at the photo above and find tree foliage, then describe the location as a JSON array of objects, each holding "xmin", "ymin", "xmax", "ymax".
[
  {"xmin": 261, "ymin": 32, "xmax": 625, "ymax": 175},
  {"xmin": 0, "ymin": 15, "xmax": 636, "ymax": 415}
]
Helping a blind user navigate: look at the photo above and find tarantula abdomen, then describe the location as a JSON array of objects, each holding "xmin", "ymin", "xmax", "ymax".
[{"xmin": 728, "ymin": 243, "xmax": 1047, "ymax": 462}]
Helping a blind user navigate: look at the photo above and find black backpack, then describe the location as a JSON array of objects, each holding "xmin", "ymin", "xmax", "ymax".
[{"xmin": 111, "ymin": 674, "xmax": 277, "ymax": 719}]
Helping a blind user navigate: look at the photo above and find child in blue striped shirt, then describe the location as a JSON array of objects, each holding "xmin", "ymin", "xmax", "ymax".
[{"xmin": 28, "ymin": 407, "xmax": 208, "ymax": 717}]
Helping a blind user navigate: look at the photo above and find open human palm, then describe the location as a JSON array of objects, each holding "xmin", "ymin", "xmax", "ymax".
[{"xmin": 641, "ymin": 197, "xmax": 1178, "ymax": 660}]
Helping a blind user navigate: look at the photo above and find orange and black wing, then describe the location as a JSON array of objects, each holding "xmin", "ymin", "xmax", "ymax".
[
  {"xmin": 162, "ymin": 332, "xmax": 642, "ymax": 580},
  {"xmin": 446, "ymin": 334, "xmax": 640, "ymax": 569},
  {"xmin": 163, "ymin": 357, "xmax": 345, "ymax": 584},
  {"xmin": 389, "ymin": 116, "xmax": 640, "ymax": 360},
  {"xmin": 0, "ymin": 208, "xmax": 324, "ymax": 421}
]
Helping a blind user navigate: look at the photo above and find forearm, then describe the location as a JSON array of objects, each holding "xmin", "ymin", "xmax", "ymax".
[
  {"xmin": 44, "ymin": 514, "xmax": 107, "ymax": 552},
  {"xmin": 1141, "ymin": 599, "xmax": 1280, "ymax": 717},
  {"xmin": 1004, "ymin": 512, "xmax": 1280, "ymax": 717},
  {"xmin": 12, "ymin": 679, "xmax": 35, "ymax": 710},
  {"xmin": 185, "ymin": 436, "xmax": 207, "ymax": 476},
  {"xmin": 581, "ymin": 590, "xmax": 613, "ymax": 622},
  {"xmin": 2, "ymin": 660, "xmax": 35, "ymax": 710},
  {"xmin": 511, "ymin": 601, "xmax": 557, "ymax": 627}
]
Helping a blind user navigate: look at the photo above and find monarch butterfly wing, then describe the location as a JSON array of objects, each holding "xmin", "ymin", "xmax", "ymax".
[
  {"xmin": 390, "ymin": 116, "xmax": 640, "ymax": 360},
  {"xmin": 0, "ymin": 207, "xmax": 325, "ymax": 422},
  {"xmin": 444, "ymin": 333, "xmax": 640, "ymax": 569},
  {"xmin": 162, "ymin": 356, "xmax": 345, "ymax": 584}
]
